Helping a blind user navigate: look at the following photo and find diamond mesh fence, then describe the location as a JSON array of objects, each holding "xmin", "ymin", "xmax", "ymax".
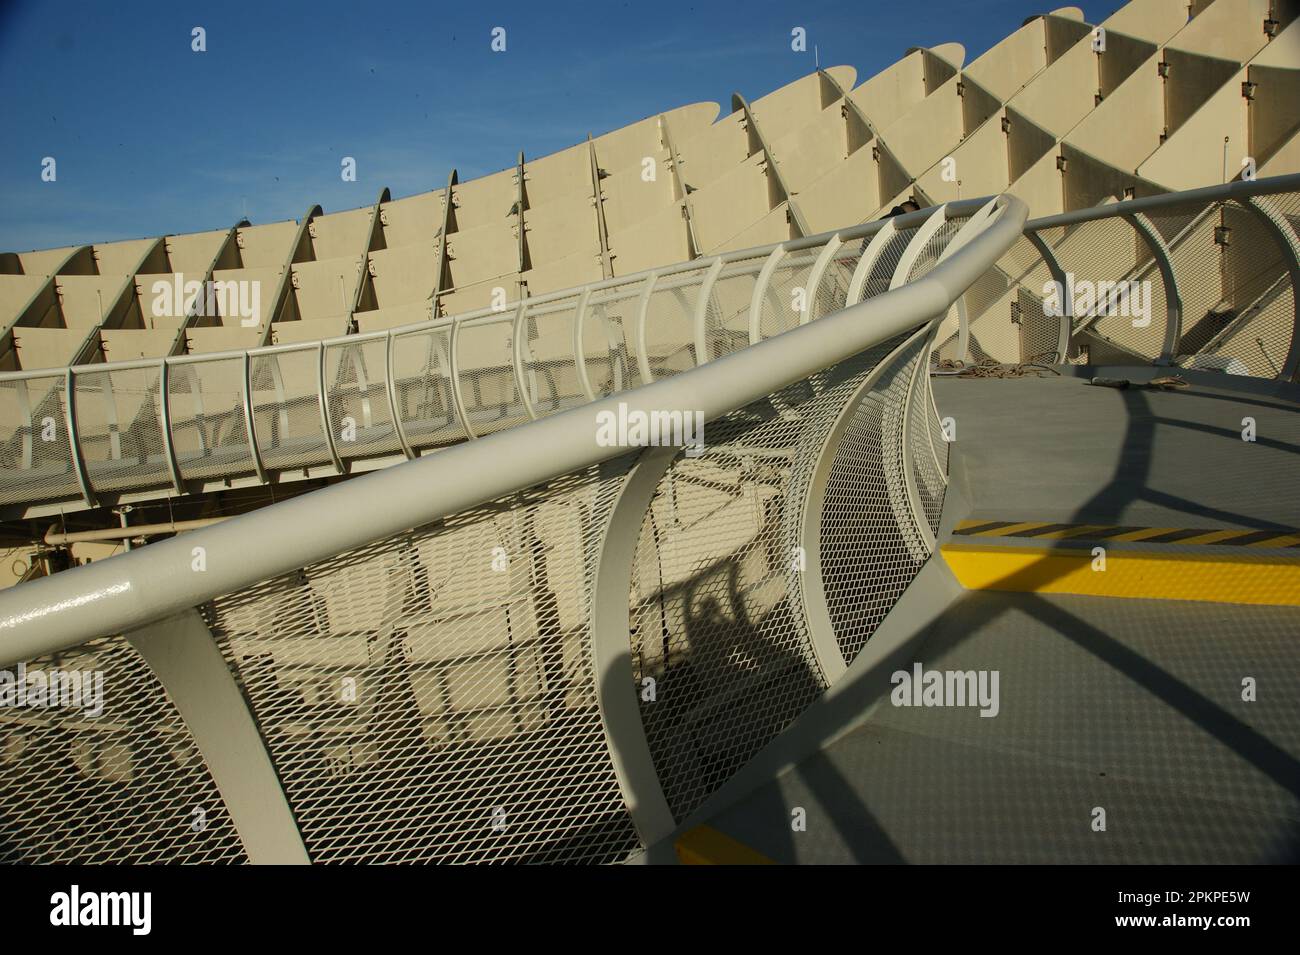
[
  {"xmin": 250, "ymin": 347, "xmax": 335, "ymax": 473},
  {"xmin": 202, "ymin": 464, "xmax": 642, "ymax": 864},
  {"xmin": 0, "ymin": 208, "xmax": 972, "ymax": 863},
  {"xmin": 0, "ymin": 636, "xmax": 247, "ymax": 864},
  {"xmin": 627, "ymin": 332, "xmax": 926, "ymax": 822},
  {"xmin": 75, "ymin": 366, "xmax": 172, "ymax": 495},
  {"xmin": 0, "ymin": 373, "xmax": 78, "ymax": 506},
  {"xmin": 821, "ymin": 335, "xmax": 933, "ymax": 664}
]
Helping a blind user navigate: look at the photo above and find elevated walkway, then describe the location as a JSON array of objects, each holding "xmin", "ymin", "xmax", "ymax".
[{"xmin": 661, "ymin": 368, "xmax": 1300, "ymax": 863}]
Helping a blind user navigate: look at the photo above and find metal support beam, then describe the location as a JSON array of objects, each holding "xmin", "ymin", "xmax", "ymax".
[
  {"xmin": 260, "ymin": 204, "xmax": 322, "ymax": 348},
  {"xmin": 241, "ymin": 350, "xmax": 268, "ymax": 483},
  {"xmin": 383, "ymin": 329, "xmax": 414, "ymax": 460},
  {"xmin": 318, "ymin": 340, "xmax": 344, "ymax": 474},
  {"xmin": 586, "ymin": 135, "xmax": 615, "ymax": 280},
  {"xmin": 659, "ymin": 113, "xmax": 701, "ymax": 260},
  {"xmin": 63, "ymin": 367, "xmax": 94, "ymax": 508},
  {"xmin": 431, "ymin": 170, "xmax": 457, "ymax": 318},
  {"xmin": 847, "ymin": 218, "xmax": 899, "ymax": 303},
  {"xmin": 748, "ymin": 246, "xmax": 786, "ymax": 345},
  {"xmin": 692, "ymin": 258, "xmax": 725, "ymax": 364},
  {"xmin": 514, "ymin": 152, "xmax": 530, "ymax": 294},
  {"xmin": 345, "ymin": 187, "xmax": 390, "ymax": 333},
  {"xmin": 512, "ymin": 300, "xmax": 537, "ymax": 420},
  {"xmin": 801, "ymin": 237, "xmax": 843, "ymax": 325},
  {"xmin": 573, "ymin": 287, "xmax": 598, "ymax": 400},
  {"xmin": 126, "ymin": 609, "xmax": 311, "ymax": 864},
  {"xmin": 158, "ymin": 358, "xmax": 185, "ymax": 494},
  {"xmin": 171, "ymin": 219, "xmax": 249, "ymax": 357},
  {"xmin": 732, "ymin": 92, "xmax": 812, "ymax": 238},
  {"xmin": 447, "ymin": 317, "xmax": 476, "ymax": 440},
  {"xmin": 634, "ymin": 270, "xmax": 660, "ymax": 384}
]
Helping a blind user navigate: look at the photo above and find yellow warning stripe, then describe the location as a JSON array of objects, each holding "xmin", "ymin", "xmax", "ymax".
[
  {"xmin": 954, "ymin": 520, "xmax": 1300, "ymax": 548},
  {"xmin": 674, "ymin": 825, "xmax": 775, "ymax": 865},
  {"xmin": 941, "ymin": 542, "xmax": 1300, "ymax": 607}
]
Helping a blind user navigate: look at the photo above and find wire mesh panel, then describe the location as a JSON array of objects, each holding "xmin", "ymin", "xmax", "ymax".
[
  {"xmin": 999, "ymin": 228, "xmax": 1056, "ymax": 290},
  {"xmin": 324, "ymin": 338, "xmax": 401, "ymax": 461},
  {"xmin": 905, "ymin": 217, "xmax": 968, "ymax": 284},
  {"xmin": 390, "ymin": 326, "xmax": 465, "ymax": 452},
  {"xmin": 701, "ymin": 255, "xmax": 769, "ymax": 362},
  {"xmin": 582, "ymin": 279, "xmax": 646, "ymax": 396},
  {"xmin": 906, "ymin": 355, "xmax": 945, "ymax": 537},
  {"xmin": 1191, "ymin": 197, "xmax": 1296, "ymax": 376},
  {"xmin": 819, "ymin": 336, "xmax": 931, "ymax": 664},
  {"xmin": 642, "ymin": 267, "xmax": 709, "ymax": 378},
  {"xmin": 75, "ymin": 366, "xmax": 171, "ymax": 495},
  {"xmin": 0, "ymin": 373, "xmax": 78, "ymax": 506},
  {"xmin": 251, "ymin": 348, "xmax": 333, "ymax": 473},
  {"xmin": 1057, "ymin": 217, "xmax": 1168, "ymax": 362},
  {"xmin": 1137, "ymin": 200, "xmax": 1220, "ymax": 362},
  {"xmin": 625, "ymin": 339, "xmax": 912, "ymax": 823},
  {"xmin": 0, "ymin": 636, "xmax": 247, "ymax": 864},
  {"xmin": 756, "ymin": 248, "xmax": 819, "ymax": 341},
  {"xmin": 813, "ymin": 241, "xmax": 866, "ymax": 318},
  {"xmin": 522, "ymin": 296, "xmax": 586, "ymax": 417},
  {"xmin": 954, "ymin": 276, "xmax": 1013, "ymax": 362},
  {"xmin": 167, "ymin": 356, "xmax": 257, "ymax": 483},
  {"xmin": 949, "ymin": 233, "xmax": 1049, "ymax": 363},
  {"xmin": 203, "ymin": 464, "xmax": 641, "ymax": 864},
  {"xmin": 458, "ymin": 315, "xmax": 531, "ymax": 436},
  {"xmin": 860, "ymin": 226, "xmax": 918, "ymax": 300}
]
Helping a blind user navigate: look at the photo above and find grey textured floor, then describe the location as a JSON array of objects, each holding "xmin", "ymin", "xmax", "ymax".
[
  {"xmin": 699, "ymin": 591, "xmax": 1300, "ymax": 863},
  {"xmin": 678, "ymin": 372, "xmax": 1300, "ymax": 864},
  {"xmin": 933, "ymin": 371, "xmax": 1300, "ymax": 530}
]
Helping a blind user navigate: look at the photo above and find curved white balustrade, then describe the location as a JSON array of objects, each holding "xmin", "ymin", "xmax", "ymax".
[{"xmin": 0, "ymin": 196, "xmax": 1024, "ymax": 865}]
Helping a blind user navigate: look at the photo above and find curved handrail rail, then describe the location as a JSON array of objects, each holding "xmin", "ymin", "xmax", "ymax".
[
  {"xmin": 0, "ymin": 195, "xmax": 1028, "ymax": 663},
  {"xmin": 971, "ymin": 173, "xmax": 1300, "ymax": 376},
  {"xmin": 0, "ymin": 199, "xmax": 994, "ymax": 517}
]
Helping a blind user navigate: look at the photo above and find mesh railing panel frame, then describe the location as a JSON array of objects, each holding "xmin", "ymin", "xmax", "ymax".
[
  {"xmin": 324, "ymin": 337, "xmax": 403, "ymax": 460},
  {"xmin": 642, "ymin": 266, "xmax": 709, "ymax": 380},
  {"xmin": 251, "ymin": 347, "xmax": 335, "ymax": 473},
  {"xmin": 390, "ymin": 325, "xmax": 466, "ymax": 452},
  {"xmin": 521, "ymin": 297, "xmax": 585, "ymax": 419},
  {"xmin": 702, "ymin": 255, "xmax": 769, "ymax": 362},
  {"xmin": 75, "ymin": 366, "xmax": 172, "ymax": 495},
  {"xmin": 1190, "ymin": 196, "xmax": 1296, "ymax": 377},
  {"xmin": 0, "ymin": 199, "xmax": 1003, "ymax": 863},
  {"xmin": 167, "ymin": 357, "xmax": 258, "ymax": 483},
  {"xmin": 202, "ymin": 464, "xmax": 642, "ymax": 864},
  {"xmin": 820, "ymin": 336, "xmax": 931, "ymax": 664},
  {"xmin": 583, "ymin": 280, "xmax": 649, "ymax": 396},
  {"xmin": 0, "ymin": 635, "xmax": 248, "ymax": 864},
  {"xmin": 626, "ymin": 337, "xmax": 913, "ymax": 823},
  {"xmin": 0, "ymin": 373, "xmax": 79, "ymax": 506},
  {"xmin": 759, "ymin": 249, "xmax": 819, "ymax": 341}
]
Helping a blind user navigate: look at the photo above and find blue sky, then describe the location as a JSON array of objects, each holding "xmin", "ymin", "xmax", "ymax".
[{"xmin": 0, "ymin": 0, "xmax": 1126, "ymax": 251}]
